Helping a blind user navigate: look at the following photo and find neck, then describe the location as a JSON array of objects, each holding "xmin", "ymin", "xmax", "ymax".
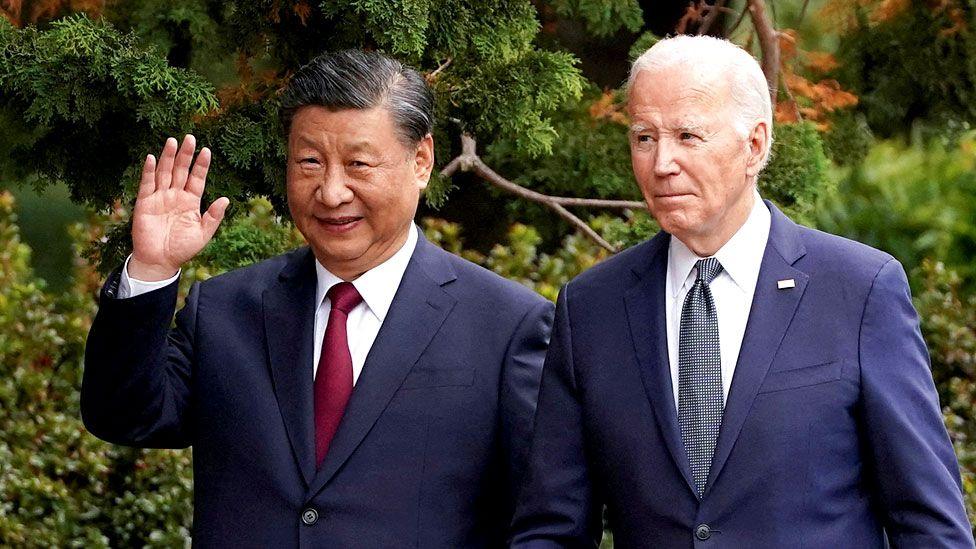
[{"xmin": 680, "ymin": 190, "xmax": 756, "ymax": 257}]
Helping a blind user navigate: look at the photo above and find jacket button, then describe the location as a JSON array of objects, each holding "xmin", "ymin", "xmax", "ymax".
[
  {"xmin": 695, "ymin": 524, "xmax": 711, "ymax": 540},
  {"xmin": 301, "ymin": 508, "xmax": 319, "ymax": 526}
]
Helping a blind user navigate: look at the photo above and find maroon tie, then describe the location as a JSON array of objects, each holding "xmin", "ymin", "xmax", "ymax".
[{"xmin": 314, "ymin": 282, "xmax": 362, "ymax": 468}]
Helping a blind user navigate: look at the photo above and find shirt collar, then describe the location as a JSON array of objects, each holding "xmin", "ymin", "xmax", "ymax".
[
  {"xmin": 314, "ymin": 223, "xmax": 419, "ymax": 322},
  {"xmin": 668, "ymin": 190, "xmax": 770, "ymax": 297}
]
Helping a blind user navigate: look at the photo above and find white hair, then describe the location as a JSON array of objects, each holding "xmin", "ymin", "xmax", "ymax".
[{"xmin": 628, "ymin": 35, "xmax": 774, "ymax": 167}]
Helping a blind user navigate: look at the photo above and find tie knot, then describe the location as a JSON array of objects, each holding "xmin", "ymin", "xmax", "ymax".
[
  {"xmin": 327, "ymin": 282, "xmax": 362, "ymax": 314},
  {"xmin": 695, "ymin": 257, "xmax": 723, "ymax": 285}
]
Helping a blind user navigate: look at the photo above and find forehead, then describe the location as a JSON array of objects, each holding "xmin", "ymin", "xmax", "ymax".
[
  {"xmin": 627, "ymin": 65, "xmax": 732, "ymax": 128},
  {"xmin": 288, "ymin": 104, "xmax": 397, "ymax": 147}
]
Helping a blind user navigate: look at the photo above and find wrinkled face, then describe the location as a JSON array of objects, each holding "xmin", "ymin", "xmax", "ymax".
[
  {"xmin": 287, "ymin": 105, "xmax": 433, "ymax": 280},
  {"xmin": 628, "ymin": 65, "xmax": 764, "ymax": 251}
]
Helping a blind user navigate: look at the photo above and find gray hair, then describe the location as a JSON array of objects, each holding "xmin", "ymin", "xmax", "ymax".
[
  {"xmin": 628, "ymin": 35, "xmax": 773, "ymax": 167},
  {"xmin": 280, "ymin": 49, "xmax": 434, "ymax": 146}
]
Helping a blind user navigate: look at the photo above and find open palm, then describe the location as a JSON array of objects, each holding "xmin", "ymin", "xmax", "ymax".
[{"xmin": 130, "ymin": 135, "xmax": 229, "ymax": 281}]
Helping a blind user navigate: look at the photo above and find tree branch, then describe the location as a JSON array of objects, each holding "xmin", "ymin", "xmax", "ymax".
[
  {"xmin": 726, "ymin": 2, "xmax": 749, "ymax": 37},
  {"xmin": 439, "ymin": 134, "xmax": 646, "ymax": 252},
  {"xmin": 748, "ymin": 0, "xmax": 779, "ymax": 103},
  {"xmin": 699, "ymin": 0, "xmax": 729, "ymax": 36},
  {"xmin": 425, "ymin": 57, "xmax": 452, "ymax": 83}
]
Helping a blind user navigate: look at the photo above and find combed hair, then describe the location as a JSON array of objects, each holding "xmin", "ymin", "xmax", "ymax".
[
  {"xmin": 628, "ymin": 35, "xmax": 774, "ymax": 167},
  {"xmin": 280, "ymin": 49, "xmax": 434, "ymax": 145}
]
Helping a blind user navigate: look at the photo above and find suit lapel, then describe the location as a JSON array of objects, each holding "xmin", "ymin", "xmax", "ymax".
[
  {"xmin": 705, "ymin": 202, "xmax": 809, "ymax": 495},
  {"xmin": 625, "ymin": 232, "xmax": 699, "ymax": 498},
  {"xmin": 263, "ymin": 248, "xmax": 318, "ymax": 486},
  {"xmin": 308, "ymin": 235, "xmax": 458, "ymax": 496}
]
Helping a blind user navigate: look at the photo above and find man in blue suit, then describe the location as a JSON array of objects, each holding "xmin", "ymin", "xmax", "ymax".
[
  {"xmin": 510, "ymin": 35, "xmax": 973, "ymax": 547},
  {"xmin": 82, "ymin": 50, "xmax": 553, "ymax": 547}
]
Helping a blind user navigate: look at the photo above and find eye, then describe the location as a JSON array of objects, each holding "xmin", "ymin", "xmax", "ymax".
[
  {"xmin": 299, "ymin": 157, "xmax": 320, "ymax": 166},
  {"xmin": 349, "ymin": 160, "xmax": 369, "ymax": 168},
  {"xmin": 679, "ymin": 132, "xmax": 698, "ymax": 141}
]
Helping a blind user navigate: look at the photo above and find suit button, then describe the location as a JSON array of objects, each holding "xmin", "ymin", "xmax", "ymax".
[
  {"xmin": 695, "ymin": 524, "xmax": 711, "ymax": 540},
  {"xmin": 301, "ymin": 508, "xmax": 318, "ymax": 526}
]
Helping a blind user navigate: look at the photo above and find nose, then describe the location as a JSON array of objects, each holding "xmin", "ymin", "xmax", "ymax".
[
  {"xmin": 653, "ymin": 139, "xmax": 680, "ymax": 178},
  {"xmin": 316, "ymin": 167, "xmax": 354, "ymax": 208}
]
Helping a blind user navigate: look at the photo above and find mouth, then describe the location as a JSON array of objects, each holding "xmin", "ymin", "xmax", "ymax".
[
  {"xmin": 315, "ymin": 216, "xmax": 363, "ymax": 233},
  {"xmin": 655, "ymin": 192, "xmax": 694, "ymax": 199}
]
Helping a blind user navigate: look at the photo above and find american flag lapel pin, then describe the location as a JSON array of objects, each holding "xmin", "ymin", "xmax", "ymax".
[{"xmin": 777, "ymin": 279, "xmax": 796, "ymax": 290}]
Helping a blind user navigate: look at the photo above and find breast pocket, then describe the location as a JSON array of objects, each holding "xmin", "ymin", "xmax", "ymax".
[
  {"xmin": 757, "ymin": 360, "xmax": 843, "ymax": 394},
  {"xmin": 400, "ymin": 366, "xmax": 476, "ymax": 389}
]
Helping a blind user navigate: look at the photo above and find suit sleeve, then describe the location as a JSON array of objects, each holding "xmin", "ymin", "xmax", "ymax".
[
  {"xmin": 510, "ymin": 285, "xmax": 603, "ymax": 548},
  {"xmin": 500, "ymin": 297, "xmax": 556, "ymax": 512},
  {"xmin": 81, "ymin": 267, "xmax": 199, "ymax": 448},
  {"xmin": 859, "ymin": 258, "xmax": 974, "ymax": 547}
]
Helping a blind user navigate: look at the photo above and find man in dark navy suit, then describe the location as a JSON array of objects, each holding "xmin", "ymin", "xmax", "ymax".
[
  {"xmin": 510, "ymin": 35, "xmax": 973, "ymax": 548},
  {"xmin": 82, "ymin": 50, "xmax": 553, "ymax": 547}
]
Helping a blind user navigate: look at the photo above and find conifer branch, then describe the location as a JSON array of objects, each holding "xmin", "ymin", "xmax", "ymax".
[{"xmin": 440, "ymin": 134, "xmax": 647, "ymax": 252}]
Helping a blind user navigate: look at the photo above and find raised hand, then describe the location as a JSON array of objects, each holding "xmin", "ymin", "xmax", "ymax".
[{"xmin": 128, "ymin": 135, "xmax": 229, "ymax": 281}]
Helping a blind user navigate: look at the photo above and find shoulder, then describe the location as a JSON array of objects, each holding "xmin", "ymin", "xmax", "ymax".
[
  {"xmin": 793, "ymin": 224, "xmax": 896, "ymax": 284},
  {"xmin": 427, "ymin": 243, "xmax": 550, "ymax": 314},
  {"xmin": 196, "ymin": 246, "xmax": 309, "ymax": 294},
  {"xmin": 565, "ymin": 233, "xmax": 665, "ymax": 297}
]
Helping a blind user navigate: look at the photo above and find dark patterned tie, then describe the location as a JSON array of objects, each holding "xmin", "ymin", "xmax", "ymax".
[
  {"xmin": 314, "ymin": 282, "xmax": 362, "ymax": 468},
  {"xmin": 678, "ymin": 257, "xmax": 724, "ymax": 498}
]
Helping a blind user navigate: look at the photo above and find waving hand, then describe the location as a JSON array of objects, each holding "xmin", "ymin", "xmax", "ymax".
[{"xmin": 128, "ymin": 135, "xmax": 229, "ymax": 281}]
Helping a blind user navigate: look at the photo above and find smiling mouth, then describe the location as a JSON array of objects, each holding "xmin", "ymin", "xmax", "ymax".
[
  {"xmin": 315, "ymin": 216, "xmax": 363, "ymax": 233},
  {"xmin": 320, "ymin": 216, "xmax": 362, "ymax": 225}
]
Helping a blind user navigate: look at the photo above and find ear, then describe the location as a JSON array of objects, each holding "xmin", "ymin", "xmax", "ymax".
[
  {"xmin": 413, "ymin": 134, "xmax": 434, "ymax": 190},
  {"xmin": 744, "ymin": 121, "xmax": 769, "ymax": 178}
]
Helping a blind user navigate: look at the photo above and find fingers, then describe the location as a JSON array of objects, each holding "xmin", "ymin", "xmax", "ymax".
[
  {"xmin": 172, "ymin": 134, "xmax": 196, "ymax": 190},
  {"xmin": 185, "ymin": 146, "xmax": 212, "ymax": 197},
  {"xmin": 155, "ymin": 137, "xmax": 178, "ymax": 191},
  {"xmin": 137, "ymin": 154, "xmax": 156, "ymax": 199},
  {"xmin": 201, "ymin": 197, "xmax": 230, "ymax": 240}
]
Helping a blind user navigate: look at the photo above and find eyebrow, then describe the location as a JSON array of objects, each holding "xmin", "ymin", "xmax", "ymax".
[{"xmin": 675, "ymin": 123, "xmax": 707, "ymax": 134}]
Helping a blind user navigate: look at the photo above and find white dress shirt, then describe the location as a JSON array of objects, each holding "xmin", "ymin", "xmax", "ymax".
[
  {"xmin": 665, "ymin": 191, "xmax": 770, "ymax": 407},
  {"xmin": 119, "ymin": 224, "xmax": 419, "ymax": 385}
]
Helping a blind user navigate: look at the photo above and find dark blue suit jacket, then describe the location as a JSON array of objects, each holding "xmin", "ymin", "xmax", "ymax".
[
  {"xmin": 511, "ymin": 202, "xmax": 973, "ymax": 548},
  {"xmin": 82, "ymin": 233, "xmax": 553, "ymax": 547}
]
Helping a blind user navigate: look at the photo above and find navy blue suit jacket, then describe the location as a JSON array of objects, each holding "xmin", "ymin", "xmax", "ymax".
[
  {"xmin": 82, "ymin": 233, "xmax": 553, "ymax": 547},
  {"xmin": 511, "ymin": 202, "xmax": 972, "ymax": 548}
]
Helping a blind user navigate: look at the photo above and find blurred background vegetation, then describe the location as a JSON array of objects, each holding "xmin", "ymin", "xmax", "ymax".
[{"xmin": 1, "ymin": 0, "xmax": 975, "ymax": 545}]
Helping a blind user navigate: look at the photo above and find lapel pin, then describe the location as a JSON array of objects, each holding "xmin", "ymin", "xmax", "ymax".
[{"xmin": 777, "ymin": 279, "xmax": 796, "ymax": 290}]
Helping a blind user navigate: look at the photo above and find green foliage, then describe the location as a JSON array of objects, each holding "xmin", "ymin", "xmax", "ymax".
[
  {"xmin": 0, "ymin": 14, "xmax": 218, "ymax": 205},
  {"xmin": 821, "ymin": 110, "xmax": 873, "ymax": 167},
  {"xmin": 758, "ymin": 121, "xmax": 830, "ymax": 225},
  {"xmin": 835, "ymin": 2, "xmax": 976, "ymax": 138},
  {"xmin": 0, "ymin": 192, "xmax": 193, "ymax": 546},
  {"xmin": 628, "ymin": 31, "xmax": 661, "ymax": 62},
  {"xmin": 444, "ymin": 49, "xmax": 584, "ymax": 157},
  {"xmin": 550, "ymin": 0, "xmax": 644, "ymax": 37},
  {"xmin": 816, "ymin": 135, "xmax": 976, "ymax": 289},
  {"xmin": 423, "ymin": 217, "xmax": 608, "ymax": 302},
  {"xmin": 194, "ymin": 197, "xmax": 305, "ymax": 274},
  {"xmin": 913, "ymin": 260, "xmax": 976, "ymax": 525},
  {"xmin": 485, "ymin": 85, "xmax": 638, "ymax": 200}
]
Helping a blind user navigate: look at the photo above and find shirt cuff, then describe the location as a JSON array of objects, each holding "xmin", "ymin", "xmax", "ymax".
[{"xmin": 119, "ymin": 254, "xmax": 181, "ymax": 299}]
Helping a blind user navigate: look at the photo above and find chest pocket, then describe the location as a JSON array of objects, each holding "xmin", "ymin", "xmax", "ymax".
[{"xmin": 757, "ymin": 360, "xmax": 843, "ymax": 394}]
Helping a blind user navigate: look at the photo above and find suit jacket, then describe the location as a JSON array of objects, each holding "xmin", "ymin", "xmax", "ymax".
[
  {"xmin": 511, "ymin": 202, "xmax": 973, "ymax": 548},
  {"xmin": 82, "ymin": 232, "xmax": 554, "ymax": 548}
]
